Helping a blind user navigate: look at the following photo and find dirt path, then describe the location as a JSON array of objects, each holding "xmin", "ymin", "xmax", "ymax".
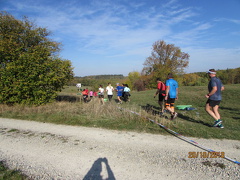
[{"xmin": 0, "ymin": 118, "xmax": 239, "ymax": 179}]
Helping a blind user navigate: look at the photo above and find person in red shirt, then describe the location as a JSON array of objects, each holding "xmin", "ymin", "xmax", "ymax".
[
  {"xmin": 154, "ymin": 78, "xmax": 166, "ymax": 114},
  {"xmin": 82, "ymin": 89, "xmax": 88, "ymax": 103},
  {"xmin": 85, "ymin": 88, "xmax": 89, "ymax": 95}
]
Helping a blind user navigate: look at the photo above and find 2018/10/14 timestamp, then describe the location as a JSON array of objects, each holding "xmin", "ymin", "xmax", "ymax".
[{"xmin": 188, "ymin": 152, "xmax": 225, "ymax": 158}]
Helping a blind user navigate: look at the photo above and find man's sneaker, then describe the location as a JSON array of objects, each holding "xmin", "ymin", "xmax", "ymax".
[
  {"xmin": 173, "ymin": 112, "xmax": 178, "ymax": 119},
  {"xmin": 218, "ymin": 123, "xmax": 224, "ymax": 129},
  {"xmin": 213, "ymin": 120, "xmax": 222, "ymax": 127},
  {"xmin": 170, "ymin": 112, "xmax": 178, "ymax": 120}
]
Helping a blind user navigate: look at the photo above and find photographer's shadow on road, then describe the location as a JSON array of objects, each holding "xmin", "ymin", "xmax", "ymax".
[{"xmin": 83, "ymin": 157, "xmax": 116, "ymax": 180}]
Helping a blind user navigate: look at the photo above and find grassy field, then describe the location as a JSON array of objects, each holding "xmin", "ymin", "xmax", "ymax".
[
  {"xmin": 0, "ymin": 84, "xmax": 239, "ymax": 140},
  {"xmin": 0, "ymin": 85, "xmax": 239, "ymax": 179}
]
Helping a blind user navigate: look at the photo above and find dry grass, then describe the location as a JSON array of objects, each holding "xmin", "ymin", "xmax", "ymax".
[
  {"xmin": 0, "ymin": 97, "xmax": 193, "ymax": 134},
  {"xmin": 0, "ymin": 97, "xmax": 154, "ymax": 132}
]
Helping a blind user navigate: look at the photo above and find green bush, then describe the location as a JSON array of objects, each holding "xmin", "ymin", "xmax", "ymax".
[{"xmin": 0, "ymin": 12, "xmax": 73, "ymax": 105}]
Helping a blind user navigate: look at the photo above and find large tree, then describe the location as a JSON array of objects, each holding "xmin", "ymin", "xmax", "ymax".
[
  {"xmin": 0, "ymin": 11, "xmax": 74, "ymax": 105},
  {"xmin": 142, "ymin": 40, "xmax": 189, "ymax": 87}
]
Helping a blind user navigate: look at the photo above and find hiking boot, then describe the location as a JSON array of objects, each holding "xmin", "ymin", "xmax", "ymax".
[
  {"xmin": 213, "ymin": 120, "xmax": 222, "ymax": 127},
  {"xmin": 218, "ymin": 123, "xmax": 224, "ymax": 129}
]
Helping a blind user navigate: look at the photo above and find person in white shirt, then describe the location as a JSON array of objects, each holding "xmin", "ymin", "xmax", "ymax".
[
  {"xmin": 106, "ymin": 83, "xmax": 114, "ymax": 102},
  {"xmin": 98, "ymin": 85, "xmax": 104, "ymax": 104}
]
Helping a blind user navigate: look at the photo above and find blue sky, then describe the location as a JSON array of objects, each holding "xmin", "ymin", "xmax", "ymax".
[{"xmin": 1, "ymin": 0, "xmax": 240, "ymax": 76}]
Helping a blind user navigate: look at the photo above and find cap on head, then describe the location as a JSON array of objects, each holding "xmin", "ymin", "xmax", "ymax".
[{"xmin": 207, "ymin": 69, "xmax": 216, "ymax": 74}]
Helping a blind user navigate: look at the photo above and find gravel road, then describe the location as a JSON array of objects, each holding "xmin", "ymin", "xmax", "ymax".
[{"xmin": 0, "ymin": 118, "xmax": 239, "ymax": 180}]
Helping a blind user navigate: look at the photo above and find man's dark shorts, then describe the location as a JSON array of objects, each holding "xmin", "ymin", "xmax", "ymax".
[
  {"xmin": 165, "ymin": 98, "xmax": 175, "ymax": 107},
  {"xmin": 158, "ymin": 94, "xmax": 165, "ymax": 101},
  {"xmin": 206, "ymin": 99, "xmax": 221, "ymax": 107}
]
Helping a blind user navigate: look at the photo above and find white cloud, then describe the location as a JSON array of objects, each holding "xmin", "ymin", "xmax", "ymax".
[{"xmin": 214, "ymin": 18, "xmax": 240, "ymax": 25}]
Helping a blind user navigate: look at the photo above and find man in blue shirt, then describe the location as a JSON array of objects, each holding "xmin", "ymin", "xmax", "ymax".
[
  {"xmin": 116, "ymin": 83, "xmax": 124, "ymax": 104},
  {"xmin": 165, "ymin": 73, "xmax": 178, "ymax": 120},
  {"xmin": 205, "ymin": 69, "xmax": 225, "ymax": 128}
]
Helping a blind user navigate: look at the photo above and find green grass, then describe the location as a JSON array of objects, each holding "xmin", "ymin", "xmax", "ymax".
[
  {"xmin": 0, "ymin": 85, "xmax": 239, "ymax": 140},
  {"xmin": 0, "ymin": 161, "xmax": 28, "ymax": 180}
]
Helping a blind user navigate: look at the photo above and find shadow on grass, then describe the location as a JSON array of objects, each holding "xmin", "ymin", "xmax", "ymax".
[
  {"xmin": 177, "ymin": 113, "xmax": 212, "ymax": 127},
  {"xmin": 141, "ymin": 104, "xmax": 162, "ymax": 116},
  {"xmin": 221, "ymin": 106, "xmax": 240, "ymax": 119},
  {"xmin": 56, "ymin": 95, "xmax": 81, "ymax": 102},
  {"xmin": 221, "ymin": 106, "xmax": 239, "ymax": 112},
  {"xmin": 232, "ymin": 116, "xmax": 240, "ymax": 120},
  {"xmin": 141, "ymin": 103, "xmax": 212, "ymax": 127}
]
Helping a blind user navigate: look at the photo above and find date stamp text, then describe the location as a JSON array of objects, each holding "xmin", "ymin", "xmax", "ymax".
[{"xmin": 188, "ymin": 151, "xmax": 225, "ymax": 158}]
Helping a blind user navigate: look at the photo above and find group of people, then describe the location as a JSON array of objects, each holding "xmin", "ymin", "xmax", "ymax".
[
  {"xmin": 154, "ymin": 73, "xmax": 178, "ymax": 120},
  {"xmin": 81, "ymin": 83, "xmax": 131, "ymax": 104},
  {"xmin": 81, "ymin": 68, "xmax": 224, "ymax": 128},
  {"xmin": 115, "ymin": 83, "xmax": 131, "ymax": 104},
  {"xmin": 155, "ymin": 69, "xmax": 225, "ymax": 128},
  {"xmin": 81, "ymin": 88, "xmax": 96, "ymax": 103}
]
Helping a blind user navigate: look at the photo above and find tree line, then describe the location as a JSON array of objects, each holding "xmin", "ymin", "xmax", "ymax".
[
  {"xmin": 125, "ymin": 68, "xmax": 240, "ymax": 91},
  {"xmin": 74, "ymin": 67, "xmax": 240, "ymax": 92}
]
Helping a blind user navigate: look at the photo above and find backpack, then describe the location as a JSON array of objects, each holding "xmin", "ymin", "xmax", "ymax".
[{"xmin": 158, "ymin": 82, "xmax": 166, "ymax": 95}]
